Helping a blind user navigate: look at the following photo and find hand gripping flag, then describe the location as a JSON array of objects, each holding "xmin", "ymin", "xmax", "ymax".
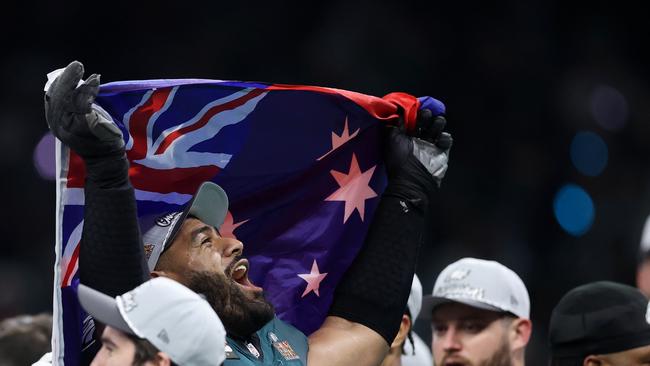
[{"xmin": 50, "ymin": 75, "xmax": 445, "ymax": 365}]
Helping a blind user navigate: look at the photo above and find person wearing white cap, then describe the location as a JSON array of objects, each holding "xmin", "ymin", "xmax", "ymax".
[
  {"xmin": 380, "ymin": 275, "xmax": 434, "ymax": 366},
  {"xmin": 420, "ymin": 258, "xmax": 532, "ymax": 366},
  {"xmin": 401, "ymin": 275, "xmax": 434, "ymax": 366},
  {"xmin": 77, "ymin": 277, "xmax": 226, "ymax": 366}
]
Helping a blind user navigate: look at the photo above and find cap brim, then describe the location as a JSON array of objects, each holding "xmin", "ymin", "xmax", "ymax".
[
  {"xmin": 419, "ymin": 295, "xmax": 504, "ymax": 320},
  {"xmin": 77, "ymin": 284, "xmax": 134, "ymax": 335},
  {"xmin": 188, "ymin": 182, "xmax": 229, "ymax": 230}
]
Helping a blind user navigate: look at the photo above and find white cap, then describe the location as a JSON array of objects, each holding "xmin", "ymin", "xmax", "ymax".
[
  {"xmin": 420, "ymin": 257, "xmax": 530, "ymax": 319},
  {"xmin": 78, "ymin": 277, "xmax": 226, "ymax": 366},
  {"xmin": 406, "ymin": 275, "xmax": 423, "ymax": 321}
]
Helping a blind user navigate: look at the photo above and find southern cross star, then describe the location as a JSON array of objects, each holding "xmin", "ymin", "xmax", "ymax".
[
  {"xmin": 325, "ymin": 153, "xmax": 377, "ymax": 223},
  {"xmin": 298, "ymin": 260, "xmax": 328, "ymax": 297},
  {"xmin": 317, "ymin": 117, "xmax": 360, "ymax": 161}
]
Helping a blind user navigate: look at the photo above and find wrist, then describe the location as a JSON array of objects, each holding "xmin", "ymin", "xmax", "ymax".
[{"xmin": 384, "ymin": 156, "xmax": 437, "ymax": 210}]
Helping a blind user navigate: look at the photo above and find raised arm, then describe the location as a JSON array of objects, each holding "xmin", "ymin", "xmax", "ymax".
[
  {"xmin": 307, "ymin": 107, "xmax": 452, "ymax": 366},
  {"xmin": 45, "ymin": 61, "xmax": 148, "ymax": 297}
]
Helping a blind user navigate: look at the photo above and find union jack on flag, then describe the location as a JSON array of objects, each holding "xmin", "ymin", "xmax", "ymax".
[{"xmin": 50, "ymin": 75, "xmax": 444, "ymax": 365}]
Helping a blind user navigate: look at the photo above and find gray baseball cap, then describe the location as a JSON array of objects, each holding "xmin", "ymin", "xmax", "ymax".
[
  {"xmin": 420, "ymin": 257, "xmax": 530, "ymax": 320},
  {"xmin": 78, "ymin": 277, "xmax": 226, "ymax": 366},
  {"xmin": 140, "ymin": 182, "xmax": 229, "ymax": 271}
]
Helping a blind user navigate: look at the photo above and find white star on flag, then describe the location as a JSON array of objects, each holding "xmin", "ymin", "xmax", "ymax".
[
  {"xmin": 325, "ymin": 153, "xmax": 377, "ymax": 223},
  {"xmin": 298, "ymin": 260, "xmax": 328, "ymax": 297},
  {"xmin": 318, "ymin": 117, "xmax": 359, "ymax": 161}
]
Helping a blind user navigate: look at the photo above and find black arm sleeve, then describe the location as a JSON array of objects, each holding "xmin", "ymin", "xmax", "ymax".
[
  {"xmin": 78, "ymin": 157, "xmax": 148, "ymax": 297},
  {"xmin": 328, "ymin": 155, "xmax": 436, "ymax": 345}
]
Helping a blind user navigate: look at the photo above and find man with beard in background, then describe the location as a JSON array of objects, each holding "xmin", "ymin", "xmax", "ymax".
[
  {"xmin": 44, "ymin": 61, "xmax": 452, "ymax": 365},
  {"xmin": 421, "ymin": 258, "xmax": 532, "ymax": 366}
]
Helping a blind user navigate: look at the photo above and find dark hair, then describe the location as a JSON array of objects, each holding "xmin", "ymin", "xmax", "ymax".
[
  {"xmin": 0, "ymin": 313, "xmax": 52, "ymax": 366},
  {"xmin": 401, "ymin": 308, "xmax": 415, "ymax": 356},
  {"xmin": 126, "ymin": 333, "xmax": 179, "ymax": 366}
]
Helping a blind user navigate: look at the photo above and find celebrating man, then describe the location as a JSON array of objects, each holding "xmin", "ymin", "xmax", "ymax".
[{"xmin": 44, "ymin": 60, "xmax": 452, "ymax": 365}]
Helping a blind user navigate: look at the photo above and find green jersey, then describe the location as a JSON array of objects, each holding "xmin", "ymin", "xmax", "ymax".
[{"xmin": 224, "ymin": 317, "xmax": 309, "ymax": 365}]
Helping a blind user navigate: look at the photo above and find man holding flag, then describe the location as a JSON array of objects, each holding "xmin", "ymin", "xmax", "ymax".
[{"xmin": 45, "ymin": 61, "xmax": 452, "ymax": 365}]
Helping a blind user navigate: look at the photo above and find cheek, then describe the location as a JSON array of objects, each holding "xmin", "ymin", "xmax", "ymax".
[
  {"xmin": 117, "ymin": 346, "xmax": 137, "ymax": 365},
  {"xmin": 187, "ymin": 248, "xmax": 225, "ymax": 273},
  {"xmin": 432, "ymin": 338, "xmax": 445, "ymax": 363},
  {"xmin": 465, "ymin": 330, "xmax": 507, "ymax": 361}
]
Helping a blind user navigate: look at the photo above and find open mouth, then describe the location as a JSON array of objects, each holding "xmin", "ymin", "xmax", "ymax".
[{"xmin": 229, "ymin": 258, "xmax": 263, "ymax": 294}]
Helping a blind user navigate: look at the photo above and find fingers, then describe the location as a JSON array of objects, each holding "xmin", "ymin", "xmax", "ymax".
[
  {"xmin": 49, "ymin": 61, "xmax": 84, "ymax": 98},
  {"xmin": 430, "ymin": 116, "xmax": 446, "ymax": 140},
  {"xmin": 71, "ymin": 74, "xmax": 101, "ymax": 113},
  {"xmin": 415, "ymin": 109, "xmax": 433, "ymax": 136},
  {"xmin": 435, "ymin": 132, "xmax": 453, "ymax": 151},
  {"xmin": 417, "ymin": 111, "xmax": 446, "ymax": 143}
]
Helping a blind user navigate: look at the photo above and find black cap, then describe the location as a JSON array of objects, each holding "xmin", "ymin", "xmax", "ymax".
[{"xmin": 549, "ymin": 281, "xmax": 650, "ymax": 361}]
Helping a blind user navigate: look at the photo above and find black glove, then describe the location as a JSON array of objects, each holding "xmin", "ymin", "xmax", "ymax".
[
  {"xmin": 383, "ymin": 108, "xmax": 452, "ymax": 208},
  {"xmin": 44, "ymin": 61, "xmax": 129, "ymax": 188}
]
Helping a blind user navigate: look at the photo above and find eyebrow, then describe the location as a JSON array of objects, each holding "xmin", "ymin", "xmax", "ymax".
[
  {"xmin": 432, "ymin": 315, "xmax": 494, "ymax": 323},
  {"xmin": 100, "ymin": 336, "xmax": 117, "ymax": 348},
  {"xmin": 190, "ymin": 225, "xmax": 214, "ymax": 243}
]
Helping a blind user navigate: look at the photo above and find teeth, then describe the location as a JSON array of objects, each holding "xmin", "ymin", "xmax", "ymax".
[{"xmin": 232, "ymin": 264, "xmax": 247, "ymax": 280}]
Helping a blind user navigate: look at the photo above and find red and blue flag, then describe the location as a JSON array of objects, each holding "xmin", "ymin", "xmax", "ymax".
[{"xmin": 52, "ymin": 77, "xmax": 444, "ymax": 365}]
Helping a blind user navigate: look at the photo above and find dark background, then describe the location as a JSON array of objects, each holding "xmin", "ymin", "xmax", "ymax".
[{"xmin": 2, "ymin": 1, "xmax": 650, "ymax": 364}]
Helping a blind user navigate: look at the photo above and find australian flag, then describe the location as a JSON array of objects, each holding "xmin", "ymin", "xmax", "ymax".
[{"xmin": 51, "ymin": 75, "xmax": 444, "ymax": 365}]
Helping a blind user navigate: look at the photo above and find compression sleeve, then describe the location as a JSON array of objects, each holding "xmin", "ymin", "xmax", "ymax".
[
  {"xmin": 328, "ymin": 193, "xmax": 429, "ymax": 345},
  {"xmin": 78, "ymin": 157, "xmax": 148, "ymax": 297}
]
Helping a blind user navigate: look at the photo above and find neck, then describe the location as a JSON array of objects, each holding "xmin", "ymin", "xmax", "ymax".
[{"xmin": 379, "ymin": 347, "xmax": 402, "ymax": 366}]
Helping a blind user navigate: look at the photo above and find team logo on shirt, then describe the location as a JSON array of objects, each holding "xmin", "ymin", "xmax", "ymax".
[{"xmin": 269, "ymin": 332, "xmax": 300, "ymax": 360}]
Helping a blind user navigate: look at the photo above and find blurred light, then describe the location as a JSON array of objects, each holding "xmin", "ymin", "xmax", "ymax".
[
  {"xmin": 553, "ymin": 184, "xmax": 595, "ymax": 236},
  {"xmin": 570, "ymin": 131, "xmax": 608, "ymax": 176},
  {"xmin": 33, "ymin": 132, "xmax": 56, "ymax": 180},
  {"xmin": 590, "ymin": 85, "xmax": 628, "ymax": 130}
]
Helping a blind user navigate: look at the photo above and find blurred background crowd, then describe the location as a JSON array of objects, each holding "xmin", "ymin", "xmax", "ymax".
[{"xmin": 1, "ymin": 1, "xmax": 649, "ymax": 364}]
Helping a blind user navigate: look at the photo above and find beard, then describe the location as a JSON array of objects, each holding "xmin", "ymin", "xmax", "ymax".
[
  {"xmin": 185, "ymin": 266, "xmax": 275, "ymax": 338},
  {"xmin": 479, "ymin": 336, "xmax": 512, "ymax": 366},
  {"xmin": 439, "ymin": 335, "xmax": 513, "ymax": 366}
]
